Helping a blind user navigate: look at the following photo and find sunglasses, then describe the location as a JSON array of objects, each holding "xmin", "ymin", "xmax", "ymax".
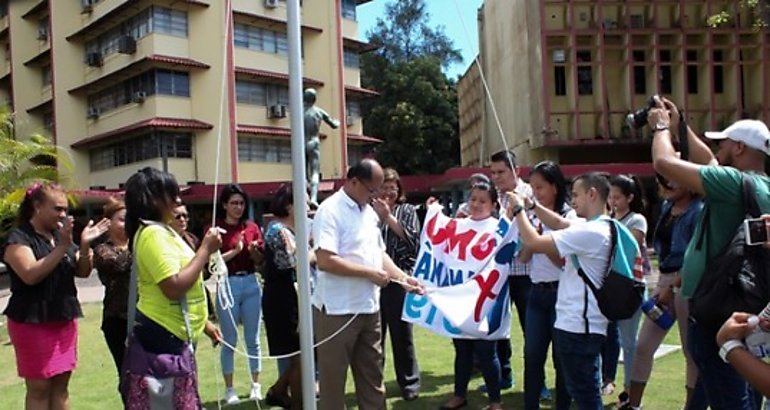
[{"xmin": 175, "ymin": 213, "xmax": 189, "ymax": 220}]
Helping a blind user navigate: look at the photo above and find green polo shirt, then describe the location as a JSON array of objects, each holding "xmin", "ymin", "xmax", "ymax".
[{"xmin": 681, "ymin": 166, "xmax": 770, "ymax": 297}]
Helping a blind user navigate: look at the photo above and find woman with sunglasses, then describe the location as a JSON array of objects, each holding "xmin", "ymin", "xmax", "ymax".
[
  {"xmin": 205, "ymin": 184, "xmax": 266, "ymax": 405},
  {"xmin": 624, "ymin": 178, "xmax": 705, "ymax": 410}
]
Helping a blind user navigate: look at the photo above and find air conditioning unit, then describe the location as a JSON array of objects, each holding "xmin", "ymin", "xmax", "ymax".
[
  {"xmin": 37, "ymin": 26, "xmax": 48, "ymax": 41},
  {"xmin": 86, "ymin": 52, "xmax": 103, "ymax": 67},
  {"xmin": 118, "ymin": 36, "xmax": 136, "ymax": 54},
  {"xmin": 264, "ymin": 0, "xmax": 279, "ymax": 8},
  {"xmin": 132, "ymin": 91, "xmax": 147, "ymax": 103},
  {"xmin": 81, "ymin": 0, "xmax": 95, "ymax": 12},
  {"xmin": 346, "ymin": 115, "xmax": 355, "ymax": 126},
  {"xmin": 268, "ymin": 104, "xmax": 287, "ymax": 119},
  {"xmin": 86, "ymin": 106, "xmax": 101, "ymax": 119}
]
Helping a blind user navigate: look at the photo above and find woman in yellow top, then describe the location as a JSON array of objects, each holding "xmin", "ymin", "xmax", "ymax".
[{"xmin": 124, "ymin": 167, "xmax": 222, "ymax": 356}]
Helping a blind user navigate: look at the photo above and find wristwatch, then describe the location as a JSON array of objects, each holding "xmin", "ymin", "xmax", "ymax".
[
  {"xmin": 653, "ymin": 123, "xmax": 670, "ymax": 132},
  {"xmin": 510, "ymin": 204, "xmax": 524, "ymax": 217},
  {"xmin": 719, "ymin": 339, "xmax": 746, "ymax": 363}
]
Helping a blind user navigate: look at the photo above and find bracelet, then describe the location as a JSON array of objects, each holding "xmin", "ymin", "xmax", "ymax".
[
  {"xmin": 527, "ymin": 201, "xmax": 536, "ymax": 211},
  {"xmin": 511, "ymin": 205, "xmax": 524, "ymax": 217},
  {"xmin": 719, "ymin": 339, "xmax": 746, "ymax": 363}
]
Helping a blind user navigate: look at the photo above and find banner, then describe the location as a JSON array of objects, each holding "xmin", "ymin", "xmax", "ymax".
[{"xmin": 402, "ymin": 204, "xmax": 519, "ymax": 339}]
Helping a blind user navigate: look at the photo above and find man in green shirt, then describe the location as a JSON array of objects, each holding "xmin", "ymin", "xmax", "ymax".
[{"xmin": 648, "ymin": 95, "xmax": 770, "ymax": 410}]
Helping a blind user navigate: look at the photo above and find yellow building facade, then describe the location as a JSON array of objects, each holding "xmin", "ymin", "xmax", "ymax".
[
  {"xmin": 2, "ymin": 0, "xmax": 376, "ymax": 192},
  {"xmin": 462, "ymin": 0, "xmax": 770, "ymax": 168}
]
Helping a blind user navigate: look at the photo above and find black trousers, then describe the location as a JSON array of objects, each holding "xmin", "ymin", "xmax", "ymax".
[
  {"xmin": 497, "ymin": 275, "xmax": 532, "ymax": 383},
  {"xmin": 101, "ymin": 316, "xmax": 128, "ymax": 376},
  {"xmin": 380, "ymin": 283, "xmax": 421, "ymax": 395}
]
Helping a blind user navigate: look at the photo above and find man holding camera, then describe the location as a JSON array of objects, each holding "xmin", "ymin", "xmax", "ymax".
[{"xmin": 648, "ymin": 95, "xmax": 770, "ymax": 409}]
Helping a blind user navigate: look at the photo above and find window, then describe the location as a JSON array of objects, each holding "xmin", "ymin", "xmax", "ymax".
[
  {"xmin": 341, "ymin": 0, "xmax": 356, "ymax": 20},
  {"xmin": 152, "ymin": 7, "xmax": 188, "ymax": 37},
  {"xmin": 553, "ymin": 66, "xmax": 566, "ymax": 96},
  {"xmin": 238, "ymin": 136, "xmax": 292, "ymax": 163},
  {"xmin": 43, "ymin": 112, "xmax": 54, "ymax": 133},
  {"xmin": 576, "ymin": 50, "xmax": 592, "ymax": 95},
  {"xmin": 87, "ymin": 70, "xmax": 190, "ymax": 115},
  {"xmin": 343, "ymin": 49, "xmax": 359, "ymax": 68},
  {"xmin": 347, "ymin": 144, "xmax": 367, "ymax": 166},
  {"xmin": 233, "ymin": 23, "xmax": 288, "ymax": 56},
  {"xmin": 346, "ymin": 99, "xmax": 361, "ymax": 118},
  {"xmin": 85, "ymin": 7, "xmax": 187, "ymax": 59},
  {"xmin": 236, "ymin": 80, "xmax": 266, "ymax": 105},
  {"xmin": 42, "ymin": 65, "xmax": 52, "ymax": 87},
  {"xmin": 659, "ymin": 66, "xmax": 672, "ymax": 94},
  {"xmin": 90, "ymin": 132, "xmax": 193, "ymax": 171},
  {"xmin": 632, "ymin": 50, "xmax": 646, "ymax": 95},
  {"xmin": 686, "ymin": 50, "xmax": 698, "ymax": 94},
  {"xmin": 713, "ymin": 50, "xmax": 724, "ymax": 94}
]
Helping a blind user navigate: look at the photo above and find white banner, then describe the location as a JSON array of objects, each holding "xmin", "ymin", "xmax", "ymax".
[{"xmin": 402, "ymin": 204, "xmax": 519, "ymax": 339}]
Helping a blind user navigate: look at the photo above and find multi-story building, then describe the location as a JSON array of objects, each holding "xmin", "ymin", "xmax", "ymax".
[
  {"xmin": 5, "ymin": 0, "xmax": 377, "ymax": 201},
  {"xmin": 462, "ymin": 0, "xmax": 769, "ymax": 168}
]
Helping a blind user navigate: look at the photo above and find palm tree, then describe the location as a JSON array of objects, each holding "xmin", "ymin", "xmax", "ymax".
[{"xmin": 0, "ymin": 108, "xmax": 65, "ymax": 237}]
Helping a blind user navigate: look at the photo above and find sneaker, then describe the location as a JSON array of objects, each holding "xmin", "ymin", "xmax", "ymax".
[
  {"xmin": 249, "ymin": 382, "xmax": 263, "ymax": 401},
  {"xmin": 540, "ymin": 386, "xmax": 552, "ymax": 401},
  {"xmin": 224, "ymin": 388, "xmax": 240, "ymax": 405}
]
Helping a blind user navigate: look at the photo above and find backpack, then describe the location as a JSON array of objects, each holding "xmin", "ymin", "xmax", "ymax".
[
  {"xmin": 576, "ymin": 220, "xmax": 646, "ymax": 321},
  {"xmin": 689, "ymin": 174, "xmax": 770, "ymax": 332}
]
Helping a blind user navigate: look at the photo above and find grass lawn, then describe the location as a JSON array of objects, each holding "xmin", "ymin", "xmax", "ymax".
[{"xmin": 0, "ymin": 302, "xmax": 687, "ymax": 409}]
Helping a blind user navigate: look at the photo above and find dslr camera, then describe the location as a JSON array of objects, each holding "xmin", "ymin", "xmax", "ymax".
[{"xmin": 625, "ymin": 95, "xmax": 658, "ymax": 129}]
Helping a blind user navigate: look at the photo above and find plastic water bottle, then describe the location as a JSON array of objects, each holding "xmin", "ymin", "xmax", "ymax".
[
  {"xmin": 745, "ymin": 303, "xmax": 770, "ymax": 359},
  {"xmin": 641, "ymin": 297, "xmax": 674, "ymax": 330}
]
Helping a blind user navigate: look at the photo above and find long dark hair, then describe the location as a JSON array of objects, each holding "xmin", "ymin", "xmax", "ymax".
[
  {"xmin": 610, "ymin": 174, "xmax": 646, "ymax": 214},
  {"xmin": 530, "ymin": 161, "xmax": 569, "ymax": 213},
  {"xmin": 125, "ymin": 167, "xmax": 180, "ymax": 249},
  {"xmin": 270, "ymin": 184, "xmax": 294, "ymax": 218},
  {"xmin": 16, "ymin": 182, "xmax": 65, "ymax": 226},
  {"xmin": 218, "ymin": 184, "xmax": 249, "ymax": 223}
]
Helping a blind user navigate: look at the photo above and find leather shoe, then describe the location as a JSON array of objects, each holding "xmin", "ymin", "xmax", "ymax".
[
  {"xmin": 403, "ymin": 391, "xmax": 419, "ymax": 401},
  {"xmin": 439, "ymin": 398, "xmax": 467, "ymax": 410}
]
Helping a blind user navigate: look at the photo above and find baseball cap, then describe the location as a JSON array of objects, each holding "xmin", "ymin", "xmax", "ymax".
[{"xmin": 704, "ymin": 119, "xmax": 770, "ymax": 155}]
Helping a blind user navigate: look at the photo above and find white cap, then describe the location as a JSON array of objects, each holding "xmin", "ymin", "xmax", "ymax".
[{"xmin": 704, "ymin": 119, "xmax": 770, "ymax": 156}]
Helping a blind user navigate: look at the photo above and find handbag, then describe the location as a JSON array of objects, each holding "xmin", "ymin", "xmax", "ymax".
[{"xmin": 120, "ymin": 224, "xmax": 202, "ymax": 410}]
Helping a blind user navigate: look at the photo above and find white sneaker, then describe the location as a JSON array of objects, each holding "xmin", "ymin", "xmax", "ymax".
[
  {"xmin": 249, "ymin": 382, "xmax": 262, "ymax": 401},
  {"xmin": 224, "ymin": 388, "xmax": 240, "ymax": 405}
]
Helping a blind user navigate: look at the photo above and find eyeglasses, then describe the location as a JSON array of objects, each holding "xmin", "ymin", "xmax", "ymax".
[
  {"xmin": 357, "ymin": 178, "xmax": 379, "ymax": 195},
  {"xmin": 175, "ymin": 213, "xmax": 189, "ymax": 220}
]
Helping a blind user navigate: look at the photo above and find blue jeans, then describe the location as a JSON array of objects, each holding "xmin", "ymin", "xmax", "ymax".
[
  {"xmin": 453, "ymin": 339, "xmax": 501, "ymax": 403},
  {"xmin": 554, "ymin": 329, "xmax": 605, "ymax": 410},
  {"xmin": 602, "ymin": 308, "xmax": 642, "ymax": 388},
  {"xmin": 687, "ymin": 318, "xmax": 759, "ymax": 410},
  {"xmin": 217, "ymin": 274, "xmax": 262, "ymax": 375},
  {"xmin": 524, "ymin": 284, "xmax": 570, "ymax": 410}
]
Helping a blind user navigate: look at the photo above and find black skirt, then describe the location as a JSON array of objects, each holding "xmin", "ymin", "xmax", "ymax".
[{"xmin": 261, "ymin": 275, "xmax": 300, "ymax": 356}]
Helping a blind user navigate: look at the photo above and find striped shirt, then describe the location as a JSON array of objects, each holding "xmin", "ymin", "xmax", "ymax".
[
  {"xmin": 381, "ymin": 203, "xmax": 420, "ymax": 273},
  {"xmin": 499, "ymin": 182, "xmax": 534, "ymax": 276}
]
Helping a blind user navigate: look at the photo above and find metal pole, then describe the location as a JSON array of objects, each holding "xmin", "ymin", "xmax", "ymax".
[{"xmin": 286, "ymin": 0, "xmax": 317, "ymax": 408}]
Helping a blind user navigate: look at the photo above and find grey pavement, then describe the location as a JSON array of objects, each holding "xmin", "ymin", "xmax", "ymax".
[{"xmin": 0, "ymin": 271, "xmax": 105, "ymax": 314}]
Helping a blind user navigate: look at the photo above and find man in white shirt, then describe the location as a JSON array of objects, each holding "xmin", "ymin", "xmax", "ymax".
[
  {"xmin": 488, "ymin": 149, "xmax": 534, "ymax": 390},
  {"xmin": 507, "ymin": 172, "xmax": 620, "ymax": 410},
  {"xmin": 312, "ymin": 159, "xmax": 422, "ymax": 410}
]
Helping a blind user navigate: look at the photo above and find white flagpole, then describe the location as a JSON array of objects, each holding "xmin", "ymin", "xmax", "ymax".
[{"xmin": 286, "ymin": 0, "xmax": 317, "ymax": 408}]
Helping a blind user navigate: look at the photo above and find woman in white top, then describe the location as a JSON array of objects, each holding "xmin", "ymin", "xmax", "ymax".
[
  {"xmin": 602, "ymin": 174, "xmax": 649, "ymax": 401},
  {"xmin": 519, "ymin": 161, "xmax": 575, "ymax": 410}
]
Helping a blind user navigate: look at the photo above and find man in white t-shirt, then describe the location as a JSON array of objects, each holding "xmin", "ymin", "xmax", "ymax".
[
  {"xmin": 312, "ymin": 159, "xmax": 422, "ymax": 410},
  {"xmin": 506, "ymin": 172, "xmax": 619, "ymax": 409},
  {"xmin": 488, "ymin": 149, "xmax": 534, "ymax": 390}
]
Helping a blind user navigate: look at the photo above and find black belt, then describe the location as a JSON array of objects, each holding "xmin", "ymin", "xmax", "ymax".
[{"xmin": 532, "ymin": 281, "xmax": 559, "ymax": 290}]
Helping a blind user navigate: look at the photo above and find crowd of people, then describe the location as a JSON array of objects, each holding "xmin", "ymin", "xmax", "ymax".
[{"xmin": 3, "ymin": 96, "xmax": 770, "ymax": 410}]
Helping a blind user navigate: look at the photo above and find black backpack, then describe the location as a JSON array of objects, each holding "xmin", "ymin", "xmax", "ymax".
[
  {"xmin": 689, "ymin": 174, "xmax": 770, "ymax": 332},
  {"xmin": 576, "ymin": 221, "xmax": 646, "ymax": 322}
]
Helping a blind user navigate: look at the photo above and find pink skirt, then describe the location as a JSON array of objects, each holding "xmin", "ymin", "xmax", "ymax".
[{"xmin": 7, "ymin": 318, "xmax": 78, "ymax": 379}]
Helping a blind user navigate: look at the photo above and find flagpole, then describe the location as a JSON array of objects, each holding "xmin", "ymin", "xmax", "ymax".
[{"xmin": 286, "ymin": 0, "xmax": 317, "ymax": 408}]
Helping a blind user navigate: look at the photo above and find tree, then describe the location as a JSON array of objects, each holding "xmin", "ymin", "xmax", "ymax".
[
  {"xmin": 361, "ymin": 0, "xmax": 462, "ymax": 175},
  {"xmin": 708, "ymin": 0, "xmax": 769, "ymax": 28},
  {"xmin": 0, "ymin": 109, "xmax": 64, "ymax": 237}
]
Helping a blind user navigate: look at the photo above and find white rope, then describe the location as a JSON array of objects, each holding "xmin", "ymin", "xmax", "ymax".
[{"xmin": 451, "ymin": 0, "xmax": 515, "ymax": 169}]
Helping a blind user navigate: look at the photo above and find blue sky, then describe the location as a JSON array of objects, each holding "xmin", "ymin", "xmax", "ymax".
[{"xmin": 357, "ymin": 0, "xmax": 485, "ymax": 79}]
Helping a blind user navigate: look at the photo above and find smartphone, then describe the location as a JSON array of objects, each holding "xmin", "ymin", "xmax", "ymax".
[{"xmin": 744, "ymin": 218, "xmax": 769, "ymax": 246}]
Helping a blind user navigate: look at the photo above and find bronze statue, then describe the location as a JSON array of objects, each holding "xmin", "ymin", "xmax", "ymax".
[{"xmin": 303, "ymin": 88, "xmax": 339, "ymax": 204}]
